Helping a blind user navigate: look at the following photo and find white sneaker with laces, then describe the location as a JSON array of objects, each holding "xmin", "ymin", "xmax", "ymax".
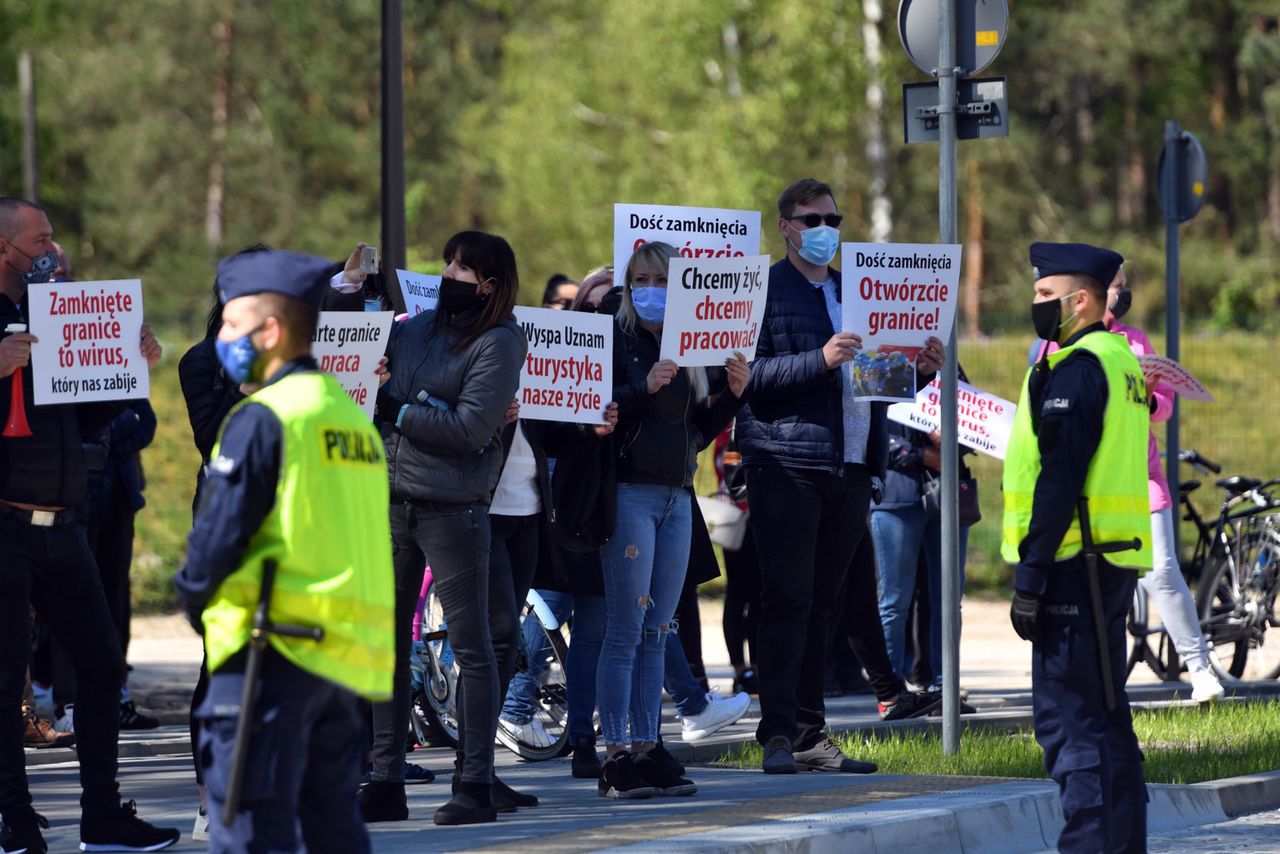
[
  {"xmin": 497, "ymin": 716, "xmax": 554, "ymax": 749},
  {"xmin": 54, "ymin": 704, "xmax": 74, "ymax": 734},
  {"xmin": 680, "ymin": 690, "xmax": 751, "ymax": 742},
  {"xmin": 1190, "ymin": 668, "xmax": 1225, "ymax": 703}
]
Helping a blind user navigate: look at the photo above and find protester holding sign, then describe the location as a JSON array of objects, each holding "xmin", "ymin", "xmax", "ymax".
[
  {"xmin": 370, "ymin": 231, "xmax": 527, "ymax": 826},
  {"xmin": 737, "ymin": 179, "xmax": 946, "ymax": 777},
  {"xmin": 1028, "ymin": 263, "xmax": 1223, "ymax": 704},
  {"xmin": 0, "ymin": 197, "xmax": 177, "ymax": 853},
  {"xmin": 595, "ymin": 241, "xmax": 747, "ymax": 800}
]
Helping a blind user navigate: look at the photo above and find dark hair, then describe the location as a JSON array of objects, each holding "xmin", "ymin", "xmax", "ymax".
[
  {"xmin": 206, "ymin": 243, "xmax": 272, "ymax": 339},
  {"xmin": 0, "ymin": 197, "xmax": 45, "ymax": 241},
  {"xmin": 777, "ymin": 178, "xmax": 835, "ymax": 219},
  {"xmin": 258, "ymin": 292, "xmax": 319, "ymax": 346},
  {"xmin": 440, "ymin": 230, "xmax": 519, "ymax": 351},
  {"xmin": 1071, "ymin": 273, "xmax": 1108, "ymax": 304},
  {"xmin": 542, "ymin": 273, "xmax": 574, "ymax": 305}
]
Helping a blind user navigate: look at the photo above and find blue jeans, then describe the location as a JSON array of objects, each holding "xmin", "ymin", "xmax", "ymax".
[
  {"xmin": 664, "ymin": 628, "xmax": 708, "ymax": 718},
  {"xmin": 597, "ymin": 484, "xmax": 692, "ymax": 746},
  {"xmin": 500, "ymin": 589, "xmax": 607, "ymax": 744},
  {"xmin": 871, "ymin": 503, "xmax": 969, "ymax": 688}
]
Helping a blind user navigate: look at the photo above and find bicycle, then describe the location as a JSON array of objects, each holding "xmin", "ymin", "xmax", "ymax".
[{"xmin": 408, "ymin": 566, "xmax": 572, "ymax": 761}]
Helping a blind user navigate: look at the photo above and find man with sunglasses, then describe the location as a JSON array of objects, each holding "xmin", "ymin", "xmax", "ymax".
[{"xmin": 737, "ymin": 179, "xmax": 946, "ymax": 774}]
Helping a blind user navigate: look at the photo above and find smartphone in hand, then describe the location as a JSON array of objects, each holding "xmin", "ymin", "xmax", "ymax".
[{"xmin": 359, "ymin": 245, "xmax": 379, "ymax": 275}]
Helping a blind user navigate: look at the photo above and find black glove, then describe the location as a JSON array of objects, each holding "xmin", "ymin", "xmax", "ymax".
[{"xmin": 1010, "ymin": 589, "xmax": 1042, "ymax": 644}]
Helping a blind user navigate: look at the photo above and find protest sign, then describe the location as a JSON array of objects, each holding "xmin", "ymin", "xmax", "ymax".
[
  {"xmin": 312, "ymin": 311, "xmax": 393, "ymax": 418},
  {"xmin": 27, "ymin": 279, "xmax": 149, "ymax": 404},
  {"xmin": 841, "ymin": 242, "xmax": 961, "ymax": 401},
  {"xmin": 659, "ymin": 254, "xmax": 769, "ymax": 367},
  {"xmin": 887, "ymin": 377, "xmax": 1016, "ymax": 460},
  {"xmin": 1137, "ymin": 354, "xmax": 1215, "ymax": 403},
  {"xmin": 398, "ymin": 269, "xmax": 441, "ymax": 316},
  {"xmin": 514, "ymin": 306, "xmax": 612, "ymax": 425},
  {"xmin": 613, "ymin": 204, "xmax": 761, "ymax": 287}
]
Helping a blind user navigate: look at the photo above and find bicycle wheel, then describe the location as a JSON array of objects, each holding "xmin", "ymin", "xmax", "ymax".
[
  {"xmin": 1196, "ymin": 546, "xmax": 1257, "ymax": 681},
  {"xmin": 497, "ymin": 610, "xmax": 570, "ymax": 762},
  {"xmin": 1126, "ymin": 580, "xmax": 1182, "ymax": 682},
  {"xmin": 1199, "ymin": 524, "xmax": 1280, "ymax": 680},
  {"xmin": 417, "ymin": 588, "xmax": 460, "ymax": 745}
]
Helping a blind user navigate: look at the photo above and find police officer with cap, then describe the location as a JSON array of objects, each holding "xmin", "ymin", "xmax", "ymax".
[
  {"xmin": 176, "ymin": 249, "xmax": 396, "ymax": 853},
  {"xmin": 1003, "ymin": 241, "xmax": 1152, "ymax": 852}
]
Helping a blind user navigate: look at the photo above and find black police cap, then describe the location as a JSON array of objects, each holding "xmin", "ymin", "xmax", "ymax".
[
  {"xmin": 1029, "ymin": 242, "xmax": 1124, "ymax": 288},
  {"xmin": 217, "ymin": 250, "xmax": 334, "ymax": 307}
]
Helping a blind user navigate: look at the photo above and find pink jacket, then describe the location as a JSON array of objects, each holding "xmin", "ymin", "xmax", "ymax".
[{"xmin": 1036, "ymin": 320, "xmax": 1174, "ymax": 512}]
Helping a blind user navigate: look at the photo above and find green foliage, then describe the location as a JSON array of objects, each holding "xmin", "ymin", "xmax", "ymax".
[{"xmin": 717, "ymin": 700, "xmax": 1280, "ymax": 784}]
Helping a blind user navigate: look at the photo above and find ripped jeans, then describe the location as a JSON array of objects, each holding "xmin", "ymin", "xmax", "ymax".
[{"xmin": 597, "ymin": 483, "xmax": 692, "ymax": 747}]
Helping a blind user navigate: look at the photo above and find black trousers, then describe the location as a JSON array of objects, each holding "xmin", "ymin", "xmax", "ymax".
[
  {"xmin": 748, "ymin": 464, "xmax": 871, "ymax": 749},
  {"xmin": 488, "ymin": 513, "xmax": 540, "ymax": 705},
  {"xmin": 0, "ymin": 509, "xmax": 126, "ymax": 824},
  {"xmin": 722, "ymin": 522, "xmax": 761, "ymax": 669}
]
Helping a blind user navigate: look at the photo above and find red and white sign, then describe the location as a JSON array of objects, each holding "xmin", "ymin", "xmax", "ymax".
[
  {"xmin": 659, "ymin": 255, "xmax": 769, "ymax": 367},
  {"xmin": 887, "ymin": 377, "xmax": 1015, "ymax": 460},
  {"xmin": 514, "ymin": 306, "xmax": 613, "ymax": 425},
  {"xmin": 27, "ymin": 279, "xmax": 149, "ymax": 404},
  {"xmin": 613, "ymin": 204, "xmax": 761, "ymax": 288},
  {"xmin": 398, "ymin": 269, "xmax": 441, "ymax": 316},
  {"xmin": 312, "ymin": 311, "xmax": 394, "ymax": 418},
  {"xmin": 1137, "ymin": 355, "xmax": 1215, "ymax": 403}
]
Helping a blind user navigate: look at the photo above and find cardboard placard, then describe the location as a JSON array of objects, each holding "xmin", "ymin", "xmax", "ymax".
[
  {"xmin": 887, "ymin": 377, "xmax": 1016, "ymax": 460},
  {"xmin": 1137, "ymin": 354, "xmax": 1215, "ymax": 403},
  {"xmin": 659, "ymin": 254, "xmax": 770, "ymax": 367},
  {"xmin": 514, "ymin": 306, "xmax": 613, "ymax": 425},
  {"xmin": 27, "ymin": 279, "xmax": 149, "ymax": 404},
  {"xmin": 398, "ymin": 269, "xmax": 441, "ymax": 317},
  {"xmin": 312, "ymin": 311, "xmax": 394, "ymax": 418},
  {"xmin": 840, "ymin": 242, "xmax": 961, "ymax": 401},
  {"xmin": 612, "ymin": 203, "xmax": 761, "ymax": 288}
]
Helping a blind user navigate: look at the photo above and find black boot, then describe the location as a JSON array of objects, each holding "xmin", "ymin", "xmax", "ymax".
[
  {"xmin": 357, "ymin": 780, "xmax": 408, "ymax": 823},
  {"xmin": 491, "ymin": 775, "xmax": 538, "ymax": 812},
  {"xmin": 433, "ymin": 780, "xmax": 496, "ymax": 826},
  {"xmin": 571, "ymin": 738, "xmax": 602, "ymax": 779}
]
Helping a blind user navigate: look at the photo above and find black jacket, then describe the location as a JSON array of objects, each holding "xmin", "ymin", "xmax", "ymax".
[{"xmin": 611, "ymin": 318, "xmax": 743, "ymax": 488}]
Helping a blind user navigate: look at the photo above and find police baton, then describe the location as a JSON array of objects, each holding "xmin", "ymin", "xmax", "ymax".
[
  {"xmin": 1076, "ymin": 499, "xmax": 1142, "ymax": 713},
  {"xmin": 221, "ymin": 559, "xmax": 324, "ymax": 827}
]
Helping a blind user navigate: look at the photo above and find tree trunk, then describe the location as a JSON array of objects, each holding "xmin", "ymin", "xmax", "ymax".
[
  {"xmin": 1075, "ymin": 76, "xmax": 1100, "ymax": 213},
  {"xmin": 862, "ymin": 0, "xmax": 892, "ymax": 242},
  {"xmin": 963, "ymin": 159, "xmax": 984, "ymax": 339},
  {"xmin": 205, "ymin": 0, "xmax": 234, "ymax": 251}
]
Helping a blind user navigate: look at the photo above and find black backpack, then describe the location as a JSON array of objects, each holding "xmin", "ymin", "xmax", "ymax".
[{"xmin": 550, "ymin": 434, "xmax": 617, "ymax": 553}]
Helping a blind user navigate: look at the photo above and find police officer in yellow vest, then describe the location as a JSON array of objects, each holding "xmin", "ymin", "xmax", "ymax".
[
  {"xmin": 175, "ymin": 250, "xmax": 395, "ymax": 853},
  {"xmin": 1003, "ymin": 242, "xmax": 1151, "ymax": 854}
]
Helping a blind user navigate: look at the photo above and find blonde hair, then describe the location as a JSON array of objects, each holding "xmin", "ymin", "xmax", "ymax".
[{"xmin": 619, "ymin": 241, "xmax": 708, "ymax": 403}]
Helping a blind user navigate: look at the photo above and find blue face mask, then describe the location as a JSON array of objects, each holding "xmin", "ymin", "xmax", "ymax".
[
  {"xmin": 795, "ymin": 224, "xmax": 840, "ymax": 267},
  {"xmin": 630, "ymin": 287, "xmax": 667, "ymax": 323},
  {"xmin": 215, "ymin": 325, "xmax": 263, "ymax": 385},
  {"xmin": 11, "ymin": 248, "xmax": 59, "ymax": 285}
]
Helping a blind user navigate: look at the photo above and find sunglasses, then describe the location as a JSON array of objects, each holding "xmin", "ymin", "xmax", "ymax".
[{"xmin": 786, "ymin": 213, "xmax": 844, "ymax": 228}]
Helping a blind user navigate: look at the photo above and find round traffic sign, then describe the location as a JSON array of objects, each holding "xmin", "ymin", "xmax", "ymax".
[
  {"xmin": 898, "ymin": 0, "xmax": 1009, "ymax": 78},
  {"xmin": 1157, "ymin": 131, "xmax": 1209, "ymax": 223}
]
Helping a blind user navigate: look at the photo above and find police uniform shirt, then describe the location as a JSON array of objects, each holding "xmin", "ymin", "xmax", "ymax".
[{"xmin": 1015, "ymin": 321, "xmax": 1108, "ymax": 596}]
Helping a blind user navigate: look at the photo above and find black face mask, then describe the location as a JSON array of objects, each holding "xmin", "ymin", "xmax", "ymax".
[
  {"xmin": 439, "ymin": 277, "xmax": 487, "ymax": 316},
  {"xmin": 1110, "ymin": 289, "xmax": 1132, "ymax": 319},
  {"xmin": 1031, "ymin": 298, "xmax": 1064, "ymax": 343}
]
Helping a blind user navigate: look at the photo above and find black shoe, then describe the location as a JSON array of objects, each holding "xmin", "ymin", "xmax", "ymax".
[
  {"xmin": 118, "ymin": 701, "xmax": 159, "ymax": 731},
  {"xmin": 732, "ymin": 667, "xmax": 759, "ymax": 695},
  {"xmin": 761, "ymin": 735, "xmax": 797, "ymax": 774},
  {"xmin": 357, "ymin": 780, "xmax": 408, "ymax": 823},
  {"xmin": 634, "ymin": 749, "xmax": 697, "ymax": 796},
  {"xmin": 571, "ymin": 739, "xmax": 602, "ymax": 779},
  {"xmin": 597, "ymin": 752, "xmax": 660, "ymax": 799},
  {"xmin": 927, "ymin": 699, "xmax": 978, "ymax": 716},
  {"xmin": 491, "ymin": 775, "xmax": 537, "ymax": 813},
  {"xmin": 433, "ymin": 781, "xmax": 496, "ymax": 826},
  {"xmin": 79, "ymin": 800, "xmax": 179, "ymax": 852},
  {"xmin": 878, "ymin": 691, "xmax": 943, "ymax": 721},
  {"xmin": 793, "ymin": 737, "xmax": 877, "ymax": 773},
  {"xmin": 404, "ymin": 762, "xmax": 435, "ymax": 784},
  {"xmin": 649, "ymin": 740, "xmax": 686, "ymax": 776},
  {"xmin": 1, "ymin": 811, "xmax": 48, "ymax": 854}
]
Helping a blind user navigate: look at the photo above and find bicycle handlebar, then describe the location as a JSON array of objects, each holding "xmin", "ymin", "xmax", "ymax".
[{"xmin": 1179, "ymin": 448, "xmax": 1222, "ymax": 474}]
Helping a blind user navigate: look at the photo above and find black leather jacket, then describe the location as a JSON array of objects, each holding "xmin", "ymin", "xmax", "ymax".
[{"xmin": 610, "ymin": 318, "xmax": 743, "ymax": 488}]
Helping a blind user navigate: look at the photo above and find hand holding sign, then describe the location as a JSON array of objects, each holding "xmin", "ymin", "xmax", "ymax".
[
  {"xmin": 1137, "ymin": 355, "xmax": 1215, "ymax": 403},
  {"xmin": 594, "ymin": 401, "xmax": 620, "ymax": 437},
  {"xmin": 823, "ymin": 332, "xmax": 863, "ymax": 369},
  {"xmin": 647, "ymin": 359, "xmax": 678, "ymax": 394},
  {"xmin": 140, "ymin": 323, "xmax": 162, "ymax": 368},
  {"xmin": 726, "ymin": 352, "xmax": 749, "ymax": 398}
]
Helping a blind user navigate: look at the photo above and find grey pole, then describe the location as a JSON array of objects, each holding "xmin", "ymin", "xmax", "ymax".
[
  {"xmin": 1162, "ymin": 120, "xmax": 1181, "ymax": 558},
  {"xmin": 381, "ymin": 0, "xmax": 407, "ymax": 272},
  {"xmin": 937, "ymin": 0, "xmax": 961, "ymax": 756}
]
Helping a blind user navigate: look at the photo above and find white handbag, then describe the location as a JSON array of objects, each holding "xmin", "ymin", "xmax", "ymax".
[{"xmin": 696, "ymin": 494, "xmax": 749, "ymax": 551}]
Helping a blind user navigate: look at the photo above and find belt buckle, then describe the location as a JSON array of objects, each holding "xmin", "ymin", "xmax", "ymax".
[{"xmin": 30, "ymin": 510, "xmax": 56, "ymax": 527}]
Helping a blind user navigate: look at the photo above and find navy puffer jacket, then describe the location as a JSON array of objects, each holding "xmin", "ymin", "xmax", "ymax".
[{"xmin": 736, "ymin": 257, "xmax": 888, "ymax": 478}]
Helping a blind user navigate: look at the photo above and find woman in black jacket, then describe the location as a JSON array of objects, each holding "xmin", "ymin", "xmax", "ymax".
[
  {"xmin": 595, "ymin": 241, "xmax": 748, "ymax": 799},
  {"xmin": 366, "ymin": 231, "xmax": 526, "ymax": 827}
]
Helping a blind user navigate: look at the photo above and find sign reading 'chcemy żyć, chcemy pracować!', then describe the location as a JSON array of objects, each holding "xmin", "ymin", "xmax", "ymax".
[
  {"xmin": 612, "ymin": 203, "xmax": 761, "ymax": 288},
  {"xmin": 312, "ymin": 311, "xmax": 394, "ymax": 418},
  {"xmin": 660, "ymin": 254, "xmax": 770, "ymax": 367},
  {"xmin": 27, "ymin": 279, "xmax": 149, "ymax": 404},
  {"xmin": 841, "ymin": 242, "xmax": 961, "ymax": 402},
  {"xmin": 514, "ymin": 306, "xmax": 613, "ymax": 425}
]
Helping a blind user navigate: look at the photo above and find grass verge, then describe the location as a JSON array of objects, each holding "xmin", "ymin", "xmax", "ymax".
[{"xmin": 715, "ymin": 700, "xmax": 1280, "ymax": 784}]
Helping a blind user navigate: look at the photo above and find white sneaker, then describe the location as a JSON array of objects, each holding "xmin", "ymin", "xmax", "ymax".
[
  {"xmin": 192, "ymin": 808, "xmax": 209, "ymax": 841},
  {"xmin": 54, "ymin": 704, "xmax": 74, "ymax": 734},
  {"xmin": 680, "ymin": 690, "xmax": 751, "ymax": 742},
  {"xmin": 497, "ymin": 716, "xmax": 554, "ymax": 749},
  {"xmin": 1190, "ymin": 669, "xmax": 1225, "ymax": 704}
]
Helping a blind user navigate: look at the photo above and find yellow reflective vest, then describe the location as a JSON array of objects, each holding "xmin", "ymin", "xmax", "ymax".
[
  {"xmin": 202, "ymin": 372, "xmax": 396, "ymax": 701},
  {"xmin": 1001, "ymin": 329, "xmax": 1153, "ymax": 573}
]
